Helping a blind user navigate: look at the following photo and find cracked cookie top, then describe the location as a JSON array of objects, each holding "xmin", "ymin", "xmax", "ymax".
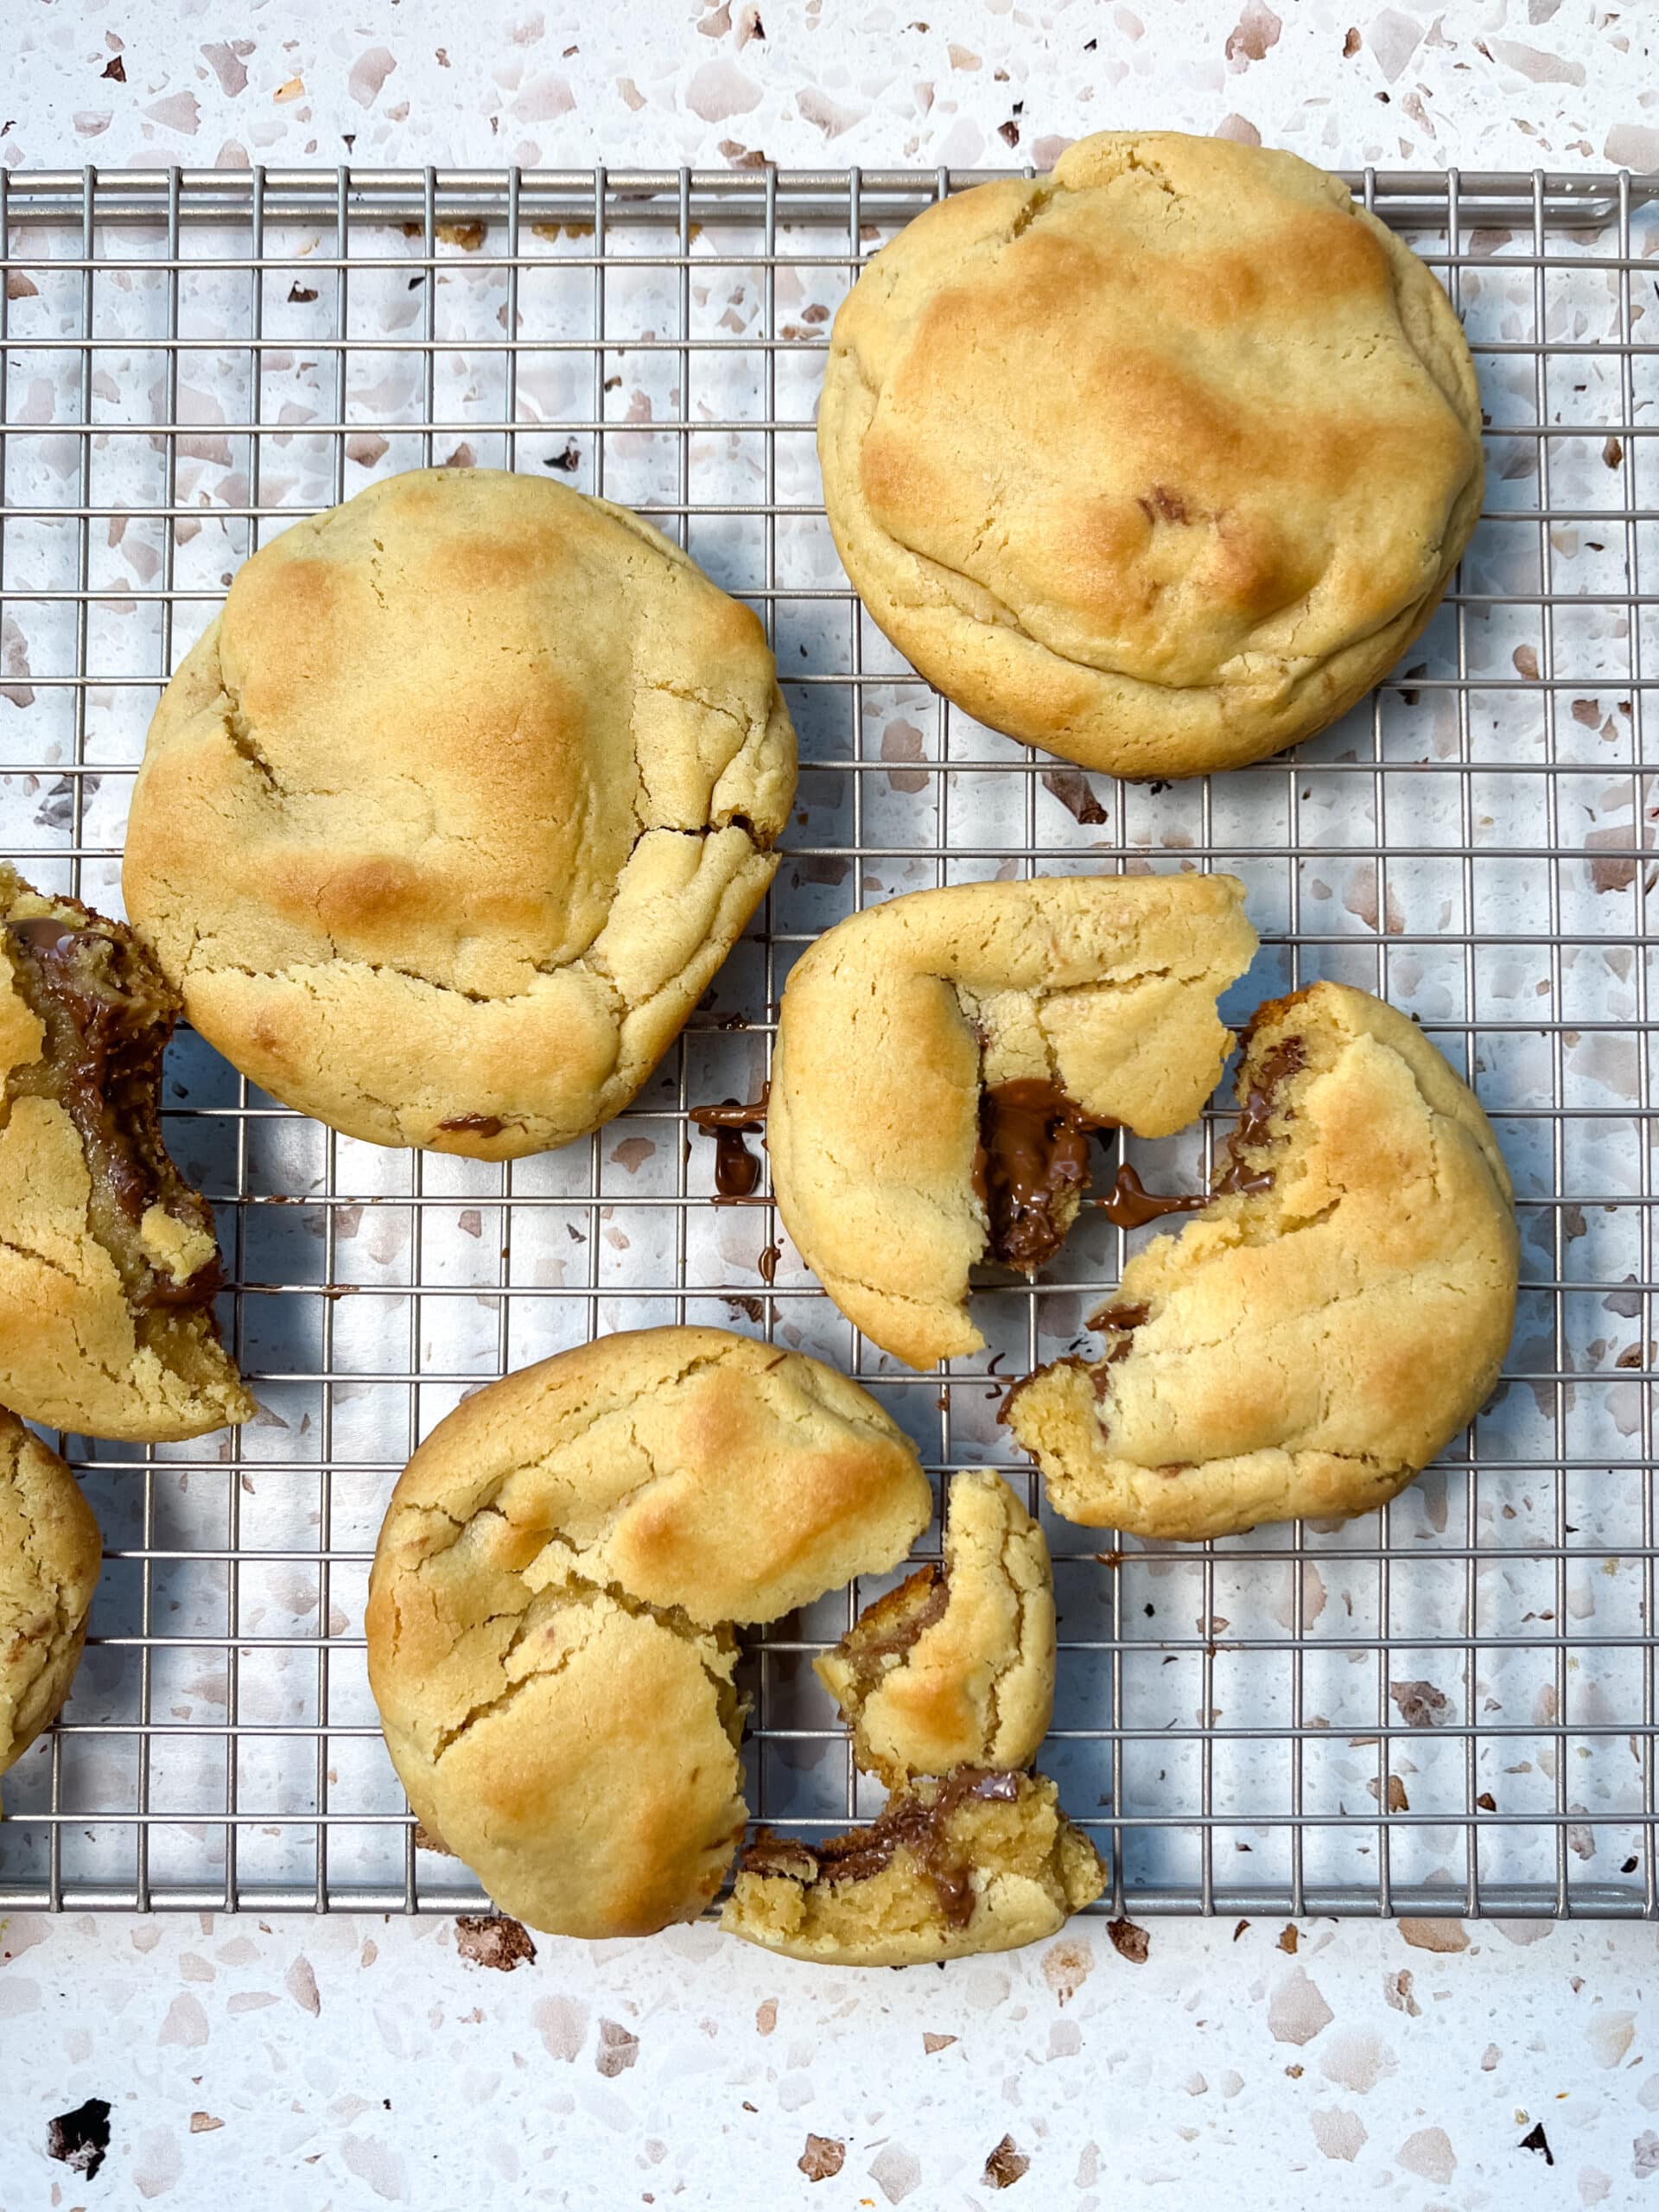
[
  {"xmin": 767, "ymin": 872, "xmax": 1257, "ymax": 1367},
  {"xmin": 0, "ymin": 1409, "xmax": 101, "ymax": 1782},
  {"xmin": 365, "ymin": 1326, "xmax": 931, "ymax": 1937},
  {"xmin": 124, "ymin": 468, "xmax": 797, "ymax": 1157},
  {"xmin": 0, "ymin": 864, "xmax": 254, "ymax": 1442},
  {"xmin": 819, "ymin": 130, "xmax": 1483, "ymax": 780},
  {"xmin": 1005, "ymin": 982, "xmax": 1519, "ymax": 1540}
]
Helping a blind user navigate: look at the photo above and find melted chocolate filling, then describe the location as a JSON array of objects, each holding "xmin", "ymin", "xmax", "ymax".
[
  {"xmin": 974, "ymin": 1078, "xmax": 1109, "ymax": 1272},
  {"xmin": 829, "ymin": 1564, "xmax": 950, "ymax": 1704},
  {"xmin": 740, "ymin": 1768, "xmax": 1026, "ymax": 1929},
  {"xmin": 3, "ymin": 910, "xmax": 221, "ymax": 1310},
  {"xmin": 1212, "ymin": 1037, "xmax": 1306, "ymax": 1197},
  {"xmin": 439, "ymin": 1113, "xmax": 505, "ymax": 1139},
  {"xmin": 689, "ymin": 1084, "xmax": 769, "ymax": 1201}
]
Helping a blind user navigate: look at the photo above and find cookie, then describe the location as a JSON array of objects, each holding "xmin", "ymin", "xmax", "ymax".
[
  {"xmin": 1, "ymin": 1410, "xmax": 101, "ymax": 1783},
  {"xmin": 365, "ymin": 1327, "xmax": 931, "ymax": 1937},
  {"xmin": 1005, "ymin": 982, "xmax": 1518, "ymax": 1538},
  {"xmin": 817, "ymin": 1470, "xmax": 1054, "ymax": 1789},
  {"xmin": 767, "ymin": 872, "xmax": 1257, "ymax": 1366},
  {"xmin": 819, "ymin": 130, "xmax": 1483, "ymax": 780},
  {"xmin": 1, "ymin": 867, "xmax": 254, "ymax": 1442},
  {"xmin": 721, "ymin": 1770, "xmax": 1103, "ymax": 1967},
  {"xmin": 124, "ymin": 468, "xmax": 797, "ymax": 1159}
]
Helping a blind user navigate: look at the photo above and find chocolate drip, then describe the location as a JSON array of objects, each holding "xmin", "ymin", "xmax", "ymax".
[
  {"xmin": 739, "ymin": 1768, "xmax": 1026, "ymax": 1929},
  {"xmin": 1212, "ymin": 1037, "xmax": 1307, "ymax": 1197},
  {"xmin": 1098, "ymin": 1164, "xmax": 1207, "ymax": 1230},
  {"xmin": 757, "ymin": 1243, "xmax": 780, "ymax": 1286},
  {"xmin": 974, "ymin": 1078, "xmax": 1110, "ymax": 1273},
  {"xmin": 690, "ymin": 1084, "xmax": 769, "ymax": 1202},
  {"xmin": 3, "ymin": 911, "xmax": 221, "ymax": 1309}
]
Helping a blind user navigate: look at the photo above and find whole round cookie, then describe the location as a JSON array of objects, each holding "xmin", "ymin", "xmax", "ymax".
[
  {"xmin": 819, "ymin": 131, "xmax": 1483, "ymax": 780},
  {"xmin": 2, "ymin": 866, "xmax": 254, "ymax": 1443},
  {"xmin": 124, "ymin": 469, "xmax": 797, "ymax": 1158},
  {"xmin": 365, "ymin": 1327, "xmax": 931, "ymax": 1937},
  {"xmin": 1, "ymin": 1410, "xmax": 101, "ymax": 1781},
  {"xmin": 1005, "ymin": 982, "xmax": 1518, "ymax": 1538},
  {"xmin": 767, "ymin": 872, "xmax": 1257, "ymax": 1367}
]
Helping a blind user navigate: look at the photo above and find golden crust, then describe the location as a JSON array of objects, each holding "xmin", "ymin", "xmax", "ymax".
[
  {"xmin": 767, "ymin": 872, "xmax": 1257, "ymax": 1366},
  {"xmin": 819, "ymin": 131, "xmax": 1484, "ymax": 780},
  {"xmin": 0, "ymin": 870, "xmax": 254, "ymax": 1443},
  {"xmin": 365, "ymin": 1327, "xmax": 931, "ymax": 1936},
  {"xmin": 1006, "ymin": 982, "xmax": 1519, "ymax": 1538},
  {"xmin": 0, "ymin": 1410, "xmax": 101, "ymax": 1779},
  {"xmin": 719, "ymin": 1770, "xmax": 1103, "ymax": 1967},
  {"xmin": 124, "ymin": 469, "xmax": 797, "ymax": 1158},
  {"xmin": 816, "ymin": 1471, "xmax": 1054, "ymax": 1788}
]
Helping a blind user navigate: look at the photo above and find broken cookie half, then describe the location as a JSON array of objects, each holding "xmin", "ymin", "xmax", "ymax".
[
  {"xmin": 721, "ymin": 1469, "xmax": 1103, "ymax": 1966},
  {"xmin": 767, "ymin": 873, "xmax": 1257, "ymax": 1368},
  {"xmin": 0, "ymin": 866, "xmax": 254, "ymax": 1441},
  {"xmin": 815, "ymin": 1469, "xmax": 1055, "ymax": 1790},
  {"xmin": 721, "ymin": 1769, "xmax": 1103, "ymax": 1967},
  {"xmin": 1005, "ymin": 981, "xmax": 1519, "ymax": 1539}
]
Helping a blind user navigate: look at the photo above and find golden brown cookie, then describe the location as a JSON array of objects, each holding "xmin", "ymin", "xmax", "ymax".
[
  {"xmin": 720, "ymin": 1770, "xmax": 1103, "ymax": 1966},
  {"xmin": 820, "ymin": 131, "xmax": 1483, "ymax": 779},
  {"xmin": 365, "ymin": 1327, "xmax": 931, "ymax": 1937},
  {"xmin": 124, "ymin": 468, "xmax": 797, "ymax": 1159},
  {"xmin": 817, "ymin": 1470, "xmax": 1054, "ymax": 1789},
  {"xmin": 767, "ymin": 872, "xmax": 1257, "ymax": 1366},
  {"xmin": 1006, "ymin": 982, "xmax": 1518, "ymax": 1538},
  {"xmin": 1, "ymin": 1410, "xmax": 101, "ymax": 1782},
  {"xmin": 0, "ymin": 867, "xmax": 254, "ymax": 1442}
]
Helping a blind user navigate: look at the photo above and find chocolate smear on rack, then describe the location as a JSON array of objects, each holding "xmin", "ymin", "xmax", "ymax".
[
  {"xmin": 689, "ymin": 1084, "xmax": 769, "ymax": 1201},
  {"xmin": 975, "ymin": 1078, "xmax": 1112, "ymax": 1272},
  {"xmin": 1097, "ymin": 1164, "xmax": 1207, "ymax": 1230},
  {"xmin": 757, "ymin": 1242, "xmax": 780, "ymax": 1285}
]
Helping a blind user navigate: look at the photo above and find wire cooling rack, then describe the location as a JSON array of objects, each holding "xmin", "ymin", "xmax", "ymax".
[{"xmin": 0, "ymin": 164, "xmax": 1655, "ymax": 1922}]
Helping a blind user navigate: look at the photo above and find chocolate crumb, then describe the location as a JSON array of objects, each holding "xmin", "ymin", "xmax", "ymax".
[
  {"xmin": 983, "ymin": 2133, "xmax": 1030, "ymax": 2188},
  {"xmin": 798, "ymin": 2134, "xmax": 845, "ymax": 2182},
  {"xmin": 47, "ymin": 2098, "xmax": 111, "ymax": 2179},
  {"xmin": 1106, "ymin": 1916, "xmax": 1149, "ymax": 1964},
  {"xmin": 454, "ymin": 1914, "xmax": 537, "ymax": 1972},
  {"xmin": 1518, "ymin": 2120, "xmax": 1554, "ymax": 2164}
]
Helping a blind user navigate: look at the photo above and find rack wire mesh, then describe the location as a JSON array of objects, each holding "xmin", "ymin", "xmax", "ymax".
[{"xmin": 0, "ymin": 163, "xmax": 1655, "ymax": 1920}]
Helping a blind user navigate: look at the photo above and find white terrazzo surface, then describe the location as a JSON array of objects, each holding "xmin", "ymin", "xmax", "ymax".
[{"xmin": 3, "ymin": 2, "xmax": 1658, "ymax": 2206}]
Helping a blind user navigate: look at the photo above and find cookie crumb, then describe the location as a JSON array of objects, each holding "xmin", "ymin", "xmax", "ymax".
[
  {"xmin": 455, "ymin": 1915, "xmax": 537, "ymax": 1972},
  {"xmin": 798, "ymin": 2134, "xmax": 845, "ymax": 2181},
  {"xmin": 984, "ymin": 2134, "xmax": 1030, "ymax": 2187}
]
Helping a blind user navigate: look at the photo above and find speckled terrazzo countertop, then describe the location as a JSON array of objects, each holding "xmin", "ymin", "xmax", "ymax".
[{"xmin": 3, "ymin": 3, "xmax": 1658, "ymax": 2207}]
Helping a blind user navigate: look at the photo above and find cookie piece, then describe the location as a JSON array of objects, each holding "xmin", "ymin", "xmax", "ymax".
[
  {"xmin": 721, "ymin": 1770, "xmax": 1103, "ymax": 1966},
  {"xmin": 365, "ymin": 1327, "xmax": 931, "ymax": 1937},
  {"xmin": 767, "ymin": 873, "xmax": 1257, "ymax": 1367},
  {"xmin": 124, "ymin": 468, "xmax": 797, "ymax": 1159},
  {"xmin": 816, "ymin": 1470, "xmax": 1054, "ymax": 1789},
  {"xmin": 0, "ymin": 867, "xmax": 254, "ymax": 1442},
  {"xmin": 1006, "ymin": 982, "xmax": 1518, "ymax": 1538},
  {"xmin": 1, "ymin": 1410, "xmax": 101, "ymax": 1782},
  {"xmin": 820, "ymin": 131, "xmax": 1482, "ymax": 780}
]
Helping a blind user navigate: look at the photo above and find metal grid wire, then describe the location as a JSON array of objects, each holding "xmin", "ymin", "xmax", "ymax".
[{"xmin": 0, "ymin": 164, "xmax": 1655, "ymax": 1920}]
